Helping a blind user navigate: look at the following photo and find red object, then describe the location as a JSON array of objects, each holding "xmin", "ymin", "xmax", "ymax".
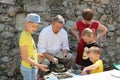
[{"xmin": 76, "ymin": 20, "xmax": 99, "ymax": 65}]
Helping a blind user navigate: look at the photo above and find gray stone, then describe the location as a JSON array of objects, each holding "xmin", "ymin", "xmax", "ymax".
[
  {"xmin": 0, "ymin": 6, "xmax": 6, "ymax": 13},
  {"xmin": 2, "ymin": 40, "xmax": 10, "ymax": 45},
  {"xmin": 9, "ymin": 27, "xmax": 17, "ymax": 33},
  {"xmin": 66, "ymin": 2, "xmax": 74, "ymax": 9},
  {"xmin": 76, "ymin": 10, "xmax": 81, "ymax": 15},
  {"xmin": 7, "ymin": 6, "xmax": 16, "ymax": 17},
  {"xmin": 100, "ymin": 0, "xmax": 110, "ymax": 4},
  {"xmin": 76, "ymin": 4, "xmax": 87, "ymax": 11},
  {"xmin": 107, "ymin": 24, "xmax": 116, "ymax": 31},
  {"xmin": 99, "ymin": 42, "xmax": 104, "ymax": 47},
  {"xmin": 76, "ymin": 5, "xmax": 82, "ymax": 15},
  {"xmin": 0, "ymin": 24, "xmax": 5, "ymax": 32},
  {"xmin": 40, "ymin": 0, "xmax": 49, "ymax": 6},
  {"xmin": 1, "ymin": 56, "xmax": 11, "ymax": 63},
  {"xmin": 0, "ymin": 76, "xmax": 8, "ymax": 80},
  {"xmin": 102, "ymin": 55, "xmax": 109, "ymax": 63},
  {"xmin": 107, "ymin": 32, "xmax": 114, "ymax": 37},
  {"xmin": 0, "ymin": 14, "xmax": 12, "ymax": 22},
  {"xmin": 115, "ymin": 30, "xmax": 120, "ymax": 36},
  {"xmin": 1, "ymin": 31, "xmax": 14, "ymax": 38},
  {"xmin": 0, "ymin": 6, "xmax": 2, "ymax": 13},
  {"xmin": 0, "ymin": 45, "xmax": 9, "ymax": 52},
  {"xmin": 116, "ymin": 16, "xmax": 120, "ymax": 22},
  {"xmin": 116, "ymin": 37, "xmax": 120, "ymax": 43},
  {"xmin": 10, "ymin": 48, "xmax": 19, "ymax": 56},
  {"xmin": 72, "ymin": 0, "xmax": 80, "ymax": 5},
  {"xmin": 24, "ymin": 4, "xmax": 47, "ymax": 12},
  {"xmin": 0, "ymin": 0, "xmax": 14, "ymax": 5},
  {"xmin": 96, "ymin": 7, "xmax": 104, "ymax": 13},
  {"xmin": 100, "ymin": 14, "xmax": 107, "ymax": 21},
  {"xmin": 62, "ymin": 0, "xmax": 67, "ymax": 7},
  {"xmin": 76, "ymin": 5, "xmax": 81, "ymax": 10},
  {"xmin": 77, "ymin": 15, "xmax": 82, "ymax": 20},
  {"xmin": 65, "ymin": 9, "xmax": 76, "ymax": 20},
  {"xmin": 64, "ymin": 20, "xmax": 75, "ymax": 31},
  {"xmin": 108, "ymin": 50, "xmax": 115, "ymax": 58},
  {"xmin": 7, "ymin": 71, "xmax": 14, "ymax": 77},
  {"xmin": 15, "ymin": 13, "xmax": 25, "ymax": 31}
]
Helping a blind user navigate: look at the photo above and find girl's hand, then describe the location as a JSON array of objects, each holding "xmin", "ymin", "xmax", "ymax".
[
  {"xmin": 38, "ymin": 64, "xmax": 49, "ymax": 72},
  {"xmin": 38, "ymin": 54, "xmax": 46, "ymax": 61}
]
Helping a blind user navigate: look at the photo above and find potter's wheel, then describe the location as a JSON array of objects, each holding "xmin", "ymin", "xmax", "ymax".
[
  {"xmin": 53, "ymin": 64, "xmax": 67, "ymax": 72},
  {"xmin": 53, "ymin": 67, "xmax": 66, "ymax": 72}
]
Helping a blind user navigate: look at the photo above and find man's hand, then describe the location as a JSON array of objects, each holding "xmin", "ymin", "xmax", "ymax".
[
  {"xmin": 38, "ymin": 64, "xmax": 49, "ymax": 72},
  {"xmin": 51, "ymin": 57, "xmax": 58, "ymax": 64},
  {"xmin": 81, "ymin": 68, "xmax": 91, "ymax": 75}
]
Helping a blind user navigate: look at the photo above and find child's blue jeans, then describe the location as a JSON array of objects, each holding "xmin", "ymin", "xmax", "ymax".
[{"xmin": 20, "ymin": 65, "xmax": 38, "ymax": 80}]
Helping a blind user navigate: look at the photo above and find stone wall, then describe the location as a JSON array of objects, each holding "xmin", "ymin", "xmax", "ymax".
[{"xmin": 0, "ymin": 0, "xmax": 120, "ymax": 79}]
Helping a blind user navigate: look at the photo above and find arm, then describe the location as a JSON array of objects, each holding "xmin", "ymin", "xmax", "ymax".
[
  {"xmin": 71, "ymin": 25, "xmax": 80, "ymax": 42},
  {"xmin": 81, "ymin": 63, "xmax": 99, "ymax": 75},
  {"xmin": 62, "ymin": 31, "xmax": 69, "ymax": 56},
  {"xmin": 38, "ymin": 54, "xmax": 46, "ymax": 61},
  {"xmin": 43, "ymin": 52, "xmax": 58, "ymax": 64},
  {"xmin": 20, "ymin": 46, "xmax": 49, "ymax": 72},
  {"xmin": 97, "ymin": 23, "xmax": 108, "ymax": 40}
]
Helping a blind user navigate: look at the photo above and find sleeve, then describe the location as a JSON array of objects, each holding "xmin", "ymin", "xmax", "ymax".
[
  {"xmin": 37, "ymin": 30, "xmax": 47, "ymax": 54},
  {"xmin": 19, "ymin": 33, "xmax": 29, "ymax": 47},
  {"xmin": 62, "ymin": 31, "xmax": 70, "ymax": 51},
  {"xmin": 95, "ymin": 60, "xmax": 102, "ymax": 69},
  {"xmin": 93, "ymin": 20, "xmax": 100, "ymax": 30}
]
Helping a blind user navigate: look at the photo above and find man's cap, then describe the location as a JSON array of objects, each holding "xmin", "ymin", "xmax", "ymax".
[
  {"xmin": 53, "ymin": 15, "xmax": 65, "ymax": 24},
  {"xmin": 26, "ymin": 13, "xmax": 41, "ymax": 23}
]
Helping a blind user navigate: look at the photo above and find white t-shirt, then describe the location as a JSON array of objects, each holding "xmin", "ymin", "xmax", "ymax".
[{"xmin": 37, "ymin": 25, "xmax": 69, "ymax": 56}]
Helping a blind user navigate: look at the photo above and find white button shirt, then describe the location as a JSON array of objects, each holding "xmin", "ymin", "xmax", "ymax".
[{"xmin": 37, "ymin": 25, "xmax": 69, "ymax": 56}]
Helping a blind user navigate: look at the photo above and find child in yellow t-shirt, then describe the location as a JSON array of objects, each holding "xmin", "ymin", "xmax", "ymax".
[
  {"xmin": 81, "ymin": 46, "xmax": 103, "ymax": 74},
  {"xmin": 19, "ymin": 13, "xmax": 49, "ymax": 80}
]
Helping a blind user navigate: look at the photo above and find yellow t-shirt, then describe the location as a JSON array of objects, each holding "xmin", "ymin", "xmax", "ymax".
[
  {"xmin": 90, "ymin": 60, "xmax": 103, "ymax": 74},
  {"xmin": 19, "ymin": 30, "xmax": 38, "ymax": 68}
]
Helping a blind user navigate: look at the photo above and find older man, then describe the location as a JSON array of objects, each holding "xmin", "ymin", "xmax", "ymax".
[{"xmin": 37, "ymin": 15, "xmax": 75, "ymax": 69}]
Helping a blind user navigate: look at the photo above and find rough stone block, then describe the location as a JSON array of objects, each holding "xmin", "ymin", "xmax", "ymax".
[
  {"xmin": 64, "ymin": 20, "xmax": 75, "ymax": 31},
  {"xmin": 116, "ymin": 37, "xmax": 120, "ymax": 43},
  {"xmin": 0, "ymin": 24, "xmax": 5, "ymax": 32},
  {"xmin": 15, "ymin": 13, "xmax": 25, "ymax": 31},
  {"xmin": 100, "ymin": 0, "xmax": 110, "ymax": 4},
  {"xmin": 107, "ymin": 24, "xmax": 116, "ymax": 31},
  {"xmin": 7, "ymin": 6, "xmax": 16, "ymax": 17},
  {"xmin": 0, "ymin": 0, "xmax": 14, "ymax": 5},
  {"xmin": 100, "ymin": 14, "xmax": 107, "ymax": 21},
  {"xmin": 116, "ymin": 16, "xmax": 120, "ymax": 23},
  {"xmin": 24, "ymin": 4, "xmax": 46, "ymax": 12},
  {"xmin": 0, "ymin": 14, "xmax": 12, "ymax": 22}
]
